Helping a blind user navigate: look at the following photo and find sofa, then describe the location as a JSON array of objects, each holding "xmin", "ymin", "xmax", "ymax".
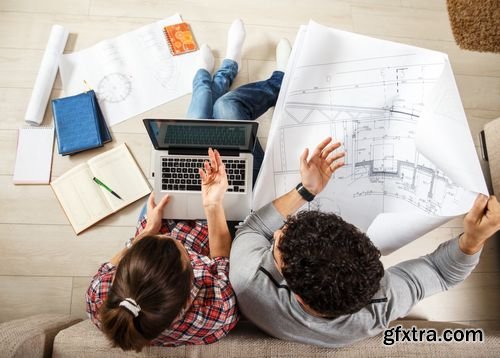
[{"xmin": 1, "ymin": 118, "xmax": 500, "ymax": 357}]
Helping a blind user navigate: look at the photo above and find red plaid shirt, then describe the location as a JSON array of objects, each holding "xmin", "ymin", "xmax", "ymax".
[{"xmin": 86, "ymin": 218, "xmax": 239, "ymax": 346}]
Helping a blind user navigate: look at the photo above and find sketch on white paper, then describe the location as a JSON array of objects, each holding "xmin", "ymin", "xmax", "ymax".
[
  {"xmin": 59, "ymin": 14, "xmax": 198, "ymax": 126},
  {"xmin": 253, "ymin": 22, "xmax": 488, "ymax": 254},
  {"xmin": 97, "ymin": 73, "xmax": 132, "ymax": 103}
]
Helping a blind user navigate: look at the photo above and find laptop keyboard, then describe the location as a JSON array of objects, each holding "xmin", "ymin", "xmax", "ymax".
[{"xmin": 161, "ymin": 157, "xmax": 247, "ymax": 192}]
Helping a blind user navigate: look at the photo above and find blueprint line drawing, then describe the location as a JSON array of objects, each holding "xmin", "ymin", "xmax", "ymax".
[{"xmin": 253, "ymin": 22, "xmax": 487, "ymax": 254}]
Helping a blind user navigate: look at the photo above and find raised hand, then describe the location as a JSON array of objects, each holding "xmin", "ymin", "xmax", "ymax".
[
  {"xmin": 299, "ymin": 137, "xmax": 345, "ymax": 195},
  {"xmin": 199, "ymin": 148, "xmax": 228, "ymax": 208},
  {"xmin": 460, "ymin": 194, "xmax": 500, "ymax": 254}
]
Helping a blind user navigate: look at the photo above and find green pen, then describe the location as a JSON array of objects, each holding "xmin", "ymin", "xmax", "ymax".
[{"xmin": 93, "ymin": 177, "xmax": 123, "ymax": 200}]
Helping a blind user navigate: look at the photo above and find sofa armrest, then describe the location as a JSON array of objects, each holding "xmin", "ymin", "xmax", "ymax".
[
  {"xmin": 0, "ymin": 314, "xmax": 81, "ymax": 358},
  {"xmin": 484, "ymin": 118, "xmax": 500, "ymax": 195}
]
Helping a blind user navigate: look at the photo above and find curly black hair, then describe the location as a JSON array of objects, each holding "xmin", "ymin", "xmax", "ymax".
[{"xmin": 278, "ymin": 210, "xmax": 384, "ymax": 317}]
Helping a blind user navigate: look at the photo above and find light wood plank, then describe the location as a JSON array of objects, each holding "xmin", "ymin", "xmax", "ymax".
[
  {"xmin": 400, "ymin": 0, "xmax": 447, "ymax": 10},
  {"xmin": 0, "ymin": 0, "xmax": 90, "ymax": 15},
  {"xmin": 352, "ymin": 5, "xmax": 455, "ymax": 41},
  {"xmin": 0, "ymin": 12, "xmax": 152, "ymax": 51},
  {"xmin": 0, "ymin": 131, "xmax": 17, "ymax": 176},
  {"xmin": 0, "ymin": 276, "xmax": 72, "ymax": 322},
  {"xmin": 0, "ymin": 224, "xmax": 133, "ymax": 276},
  {"xmin": 89, "ymin": 0, "xmax": 352, "ymax": 29},
  {"xmin": 0, "ymin": 12, "xmax": 301, "ymax": 61},
  {"xmin": 344, "ymin": 0, "xmax": 401, "ymax": 6},
  {"xmin": 71, "ymin": 276, "xmax": 93, "ymax": 319},
  {"xmin": 0, "ymin": 87, "xmax": 60, "ymax": 130},
  {"xmin": 0, "ymin": 48, "xmax": 51, "ymax": 89},
  {"xmin": 456, "ymin": 75, "xmax": 500, "ymax": 112}
]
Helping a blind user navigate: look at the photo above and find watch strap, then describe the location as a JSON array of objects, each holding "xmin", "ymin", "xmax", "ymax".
[{"xmin": 295, "ymin": 183, "xmax": 316, "ymax": 202}]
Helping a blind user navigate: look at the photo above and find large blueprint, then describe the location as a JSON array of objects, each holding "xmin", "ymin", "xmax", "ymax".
[{"xmin": 253, "ymin": 22, "xmax": 488, "ymax": 254}]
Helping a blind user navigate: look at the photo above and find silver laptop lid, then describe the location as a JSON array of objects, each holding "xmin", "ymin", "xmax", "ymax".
[{"xmin": 143, "ymin": 118, "xmax": 258, "ymax": 156}]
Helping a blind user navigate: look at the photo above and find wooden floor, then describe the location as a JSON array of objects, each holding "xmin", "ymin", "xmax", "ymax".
[{"xmin": 1, "ymin": 0, "xmax": 499, "ymax": 331}]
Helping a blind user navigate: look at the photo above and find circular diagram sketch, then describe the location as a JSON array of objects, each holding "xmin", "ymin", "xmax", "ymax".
[{"xmin": 97, "ymin": 73, "xmax": 132, "ymax": 103}]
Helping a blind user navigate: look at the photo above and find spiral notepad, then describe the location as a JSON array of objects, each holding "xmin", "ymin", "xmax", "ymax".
[
  {"xmin": 13, "ymin": 126, "xmax": 55, "ymax": 184},
  {"xmin": 163, "ymin": 22, "xmax": 198, "ymax": 55}
]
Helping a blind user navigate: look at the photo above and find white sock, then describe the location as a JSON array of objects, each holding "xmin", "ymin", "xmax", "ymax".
[
  {"xmin": 225, "ymin": 19, "xmax": 246, "ymax": 65},
  {"xmin": 197, "ymin": 44, "xmax": 214, "ymax": 73},
  {"xmin": 276, "ymin": 38, "xmax": 292, "ymax": 72}
]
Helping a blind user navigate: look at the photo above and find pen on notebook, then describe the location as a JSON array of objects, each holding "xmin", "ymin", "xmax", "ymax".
[{"xmin": 93, "ymin": 177, "xmax": 123, "ymax": 200}]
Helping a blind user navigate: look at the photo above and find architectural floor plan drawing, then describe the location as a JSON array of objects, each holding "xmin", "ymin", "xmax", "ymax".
[
  {"xmin": 59, "ymin": 14, "xmax": 198, "ymax": 126},
  {"xmin": 253, "ymin": 22, "xmax": 488, "ymax": 254}
]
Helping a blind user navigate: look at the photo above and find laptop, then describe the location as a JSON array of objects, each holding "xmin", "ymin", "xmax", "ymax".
[{"xmin": 143, "ymin": 118, "xmax": 258, "ymax": 220}]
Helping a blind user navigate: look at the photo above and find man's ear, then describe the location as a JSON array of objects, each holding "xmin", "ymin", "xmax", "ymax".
[
  {"xmin": 273, "ymin": 229, "xmax": 283, "ymax": 242},
  {"xmin": 294, "ymin": 293, "xmax": 305, "ymax": 306}
]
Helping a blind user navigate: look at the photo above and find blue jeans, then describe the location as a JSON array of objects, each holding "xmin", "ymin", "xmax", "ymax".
[{"xmin": 186, "ymin": 59, "xmax": 284, "ymax": 185}]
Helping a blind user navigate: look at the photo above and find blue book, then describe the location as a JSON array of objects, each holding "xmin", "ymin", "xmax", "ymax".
[{"xmin": 52, "ymin": 90, "xmax": 111, "ymax": 155}]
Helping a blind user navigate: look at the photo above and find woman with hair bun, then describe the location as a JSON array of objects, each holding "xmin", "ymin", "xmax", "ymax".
[{"xmin": 86, "ymin": 148, "xmax": 238, "ymax": 351}]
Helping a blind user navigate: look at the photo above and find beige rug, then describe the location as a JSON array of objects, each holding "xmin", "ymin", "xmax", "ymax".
[{"xmin": 447, "ymin": 0, "xmax": 500, "ymax": 53}]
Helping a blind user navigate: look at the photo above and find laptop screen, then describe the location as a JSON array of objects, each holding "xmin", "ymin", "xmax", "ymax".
[{"xmin": 143, "ymin": 119, "xmax": 258, "ymax": 152}]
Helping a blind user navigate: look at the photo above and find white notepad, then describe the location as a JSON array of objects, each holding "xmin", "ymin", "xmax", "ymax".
[{"xmin": 13, "ymin": 126, "xmax": 55, "ymax": 184}]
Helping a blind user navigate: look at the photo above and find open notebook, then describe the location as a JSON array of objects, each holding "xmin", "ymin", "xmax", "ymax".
[{"xmin": 51, "ymin": 144, "xmax": 151, "ymax": 234}]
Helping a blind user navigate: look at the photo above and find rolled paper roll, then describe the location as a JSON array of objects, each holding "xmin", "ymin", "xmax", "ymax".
[{"xmin": 25, "ymin": 24, "xmax": 69, "ymax": 126}]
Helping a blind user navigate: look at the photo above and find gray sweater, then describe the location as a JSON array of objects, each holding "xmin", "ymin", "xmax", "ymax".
[{"xmin": 229, "ymin": 202, "xmax": 481, "ymax": 348}]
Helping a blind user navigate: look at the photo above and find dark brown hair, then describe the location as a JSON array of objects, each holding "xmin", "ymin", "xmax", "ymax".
[
  {"xmin": 278, "ymin": 211, "xmax": 384, "ymax": 317},
  {"xmin": 100, "ymin": 236, "xmax": 192, "ymax": 352}
]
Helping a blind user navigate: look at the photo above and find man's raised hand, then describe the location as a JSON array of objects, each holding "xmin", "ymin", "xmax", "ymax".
[
  {"xmin": 460, "ymin": 194, "xmax": 500, "ymax": 255},
  {"xmin": 299, "ymin": 137, "xmax": 345, "ymax": 195}
]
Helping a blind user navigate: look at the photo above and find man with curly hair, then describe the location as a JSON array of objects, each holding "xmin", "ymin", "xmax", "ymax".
[{"xmin": 229, "ymin": 137, "xmax": 500, "ymax": 347}]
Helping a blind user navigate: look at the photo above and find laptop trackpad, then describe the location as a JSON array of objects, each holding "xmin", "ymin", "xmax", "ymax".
[{"xmin": 187, "ymin": 195, "xmax": 205, "ymax": 219}]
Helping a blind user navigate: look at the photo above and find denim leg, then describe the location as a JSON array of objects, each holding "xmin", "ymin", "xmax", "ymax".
[
  {"xmin": 137, "ymin": 199, "xmax": 148, "ymax": 223},
  {"xmin": 186, "ymin": 69, "xmax": 214, "ymax": 119},
  {"xmin": 212, "ymin": 71, "xmax": 284, "ymax": 120},
  {"xmin": 211, "ymin": 59, "xmax": 239, "ymax": 102},
  {"xmin": 212, "ymin": 71, "xmax": 284, "ymax": 185}
]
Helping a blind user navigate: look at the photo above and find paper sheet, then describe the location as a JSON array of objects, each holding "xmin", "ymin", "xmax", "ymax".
[
  {"xmin": 253, "ymin": 21, "xmax": 488, "ymax": 255},
  {"xmin": 59, "ymin": 14, "xmax": 198, "ymax": 127},
  {"xmin": 13, "ymin": 126, "xmax": 55, "ymax": 184}
]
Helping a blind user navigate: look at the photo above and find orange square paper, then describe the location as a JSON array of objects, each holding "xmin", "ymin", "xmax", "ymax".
[{"xmin": 163, "ymin": 22, "xmax": 198, "ymax": 55}]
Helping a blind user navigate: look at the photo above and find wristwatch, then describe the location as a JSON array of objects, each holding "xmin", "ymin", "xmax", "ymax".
[{"xmin": 295, "ymin": 183, "xmax": 316, "ymax": 202}]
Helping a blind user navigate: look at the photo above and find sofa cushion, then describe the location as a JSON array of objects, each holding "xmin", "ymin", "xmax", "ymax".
[
  {"xmin": 0, "ymin": 314, "xmax": 81, "ymax": 358},
  {"xmin": 52, "ymin": 319, "xmax": 500, "ymax": 357}
]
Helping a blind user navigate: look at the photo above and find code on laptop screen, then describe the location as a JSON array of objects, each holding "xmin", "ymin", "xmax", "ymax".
[
  {"xmin": 143, "ymin": 119, "xmax": 257, "ymax": 152},
  {"xmin": 164, "ymin": 125, "xmax": 246, "ymax": 146}
]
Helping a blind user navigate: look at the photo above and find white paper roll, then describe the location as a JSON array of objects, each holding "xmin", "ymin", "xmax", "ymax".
[{"xmin": 24, "ymin": 24, "xmax": 69, "ymax": 126}]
